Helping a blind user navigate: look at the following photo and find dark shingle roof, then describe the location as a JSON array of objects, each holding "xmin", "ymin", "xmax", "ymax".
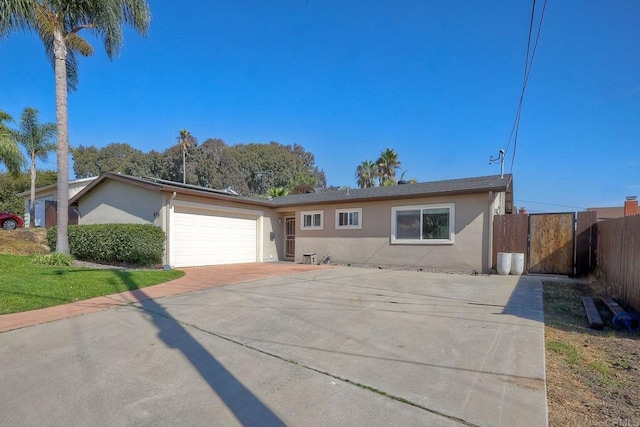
[
  {"xmin": 69, "ymin": 173, "xmax": 274, "ymax": 207},
  {"xmin": 273, "ymin": 174, "xmax": 512, "ymax": 207},
  {"xmin": 71, "ymin": 173, "xmax": 512, "ymax": 209}
]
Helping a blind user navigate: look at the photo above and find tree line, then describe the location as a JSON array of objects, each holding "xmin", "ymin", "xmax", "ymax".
[{"xmin": 72, "ymin": 137, "xmax": 327, "ymax": 196}]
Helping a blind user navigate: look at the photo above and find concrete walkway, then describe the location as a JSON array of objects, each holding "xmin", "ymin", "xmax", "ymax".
[
  {"xmin": 0, "ymin": 266, "xmax": 547, "ymax": 426},
  {"xmin": 0, "ymin": 262, "xmax": 328, "ymax": 333}
]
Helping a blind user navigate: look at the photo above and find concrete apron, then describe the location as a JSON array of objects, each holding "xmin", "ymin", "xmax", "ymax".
[{"xmin": 0, "ymin": 267, "xmax": 546, "ymax": 427}]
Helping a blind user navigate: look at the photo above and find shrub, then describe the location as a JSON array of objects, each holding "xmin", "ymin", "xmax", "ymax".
[
  {"xmin": 47, "ymin": 224, "xmax": 165, "ymax": 266},
  {"xmin": 32, "ymin": 253, "xmax": 74, "ymax": 267}
]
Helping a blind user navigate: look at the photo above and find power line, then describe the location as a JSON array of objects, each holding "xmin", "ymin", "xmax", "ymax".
[
  {"xmin": 515, "ymin": 199, "xmax": 586, "ymax": 210},
  {"xmin": 505, "ymin": 0, "xmax": 548, "ymax": 173}
]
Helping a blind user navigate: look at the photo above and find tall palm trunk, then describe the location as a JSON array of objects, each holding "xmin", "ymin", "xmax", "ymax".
[
  {"xmin": 29, "ymin": 151, "xmax": 36, "ymax": 228},
  {"xmin": 54, "ymin": 28, "xmax": 70, "ymax": 254},
  {"xmin": 182, "ymin": 148, "xmax": 186, "ymax": 184}
]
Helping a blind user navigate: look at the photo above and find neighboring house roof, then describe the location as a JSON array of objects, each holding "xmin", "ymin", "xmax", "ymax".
[
  {"xmin": 70, "ymin": 172, "xmax": 513, "ymax": 209},
  {"xmin": 17, "ymin": 176, "xmax": 98, "ymax": 198},
  {"xmin": 272, "ymin": 174, "xmax": 513, "ymax": 207},
  {"xmin": 586, "ymin": 206, "xmax": 624, "ymax": 221}
]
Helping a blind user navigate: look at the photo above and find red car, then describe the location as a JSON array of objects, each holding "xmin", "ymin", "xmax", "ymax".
[{"xmin": 0, "ymin": 213, "xmax": 24, "ymax": 230}]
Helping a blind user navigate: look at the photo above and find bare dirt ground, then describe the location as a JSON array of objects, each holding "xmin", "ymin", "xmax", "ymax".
[
  {"xmin": 0, "ymin": 228, "xmax": 50, "ymax": 255},
  {"xmin": 544, "ymin": 280, "xmax": 640, "ymax": 426}
]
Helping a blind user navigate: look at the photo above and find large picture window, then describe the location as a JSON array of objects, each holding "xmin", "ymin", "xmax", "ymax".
[
  {"xmin": 391, "ymin": 203, "xmax": 454, "ymax": 244},
  {"xmin": 301, "ymin": 210, "xmax": 323, "ymax": 230},
  {"xmin": 335, "ymin": 208, "xmax": 362, "ymax": 229}
]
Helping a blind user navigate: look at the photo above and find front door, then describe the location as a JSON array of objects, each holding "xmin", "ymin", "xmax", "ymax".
[{"xmin": 285, "ymin": 216, "xmax": 295, "ymax": 260}]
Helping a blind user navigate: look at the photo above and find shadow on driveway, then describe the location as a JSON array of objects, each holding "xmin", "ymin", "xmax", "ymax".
[
  {"xmin": 114, "ymin": 271, "xmax": 284, "ymax": 427},
  {"xmin": 501, "ymin": 275, "xmax": 544, "ymax": 322}
]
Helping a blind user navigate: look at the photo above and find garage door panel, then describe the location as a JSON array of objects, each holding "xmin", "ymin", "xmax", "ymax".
[{"xmin": 172, "ymin": 207, "xmax": 258, "ymax": 267}]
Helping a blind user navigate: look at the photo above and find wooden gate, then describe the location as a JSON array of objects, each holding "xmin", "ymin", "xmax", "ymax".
[
  {"xmin": 493, "ymin": 211, "xmax": 596, "ymax": 276},
  {"xmin": 44, "ymin": 201, "xmax": 79, "ymax": 228},
  {"xmin": 528, "ymin": 213, "xmax": 575, "ymax": 275}
]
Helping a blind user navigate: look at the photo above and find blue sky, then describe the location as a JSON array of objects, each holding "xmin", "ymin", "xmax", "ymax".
[{"xmin": 1, "ymin": 1, "xmax": 638, "ymax": 212}]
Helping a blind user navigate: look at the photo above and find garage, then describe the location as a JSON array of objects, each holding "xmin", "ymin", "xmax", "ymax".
[{"xmin": 171, "ymin": 204, "xmax": 261, "ymax": 267}]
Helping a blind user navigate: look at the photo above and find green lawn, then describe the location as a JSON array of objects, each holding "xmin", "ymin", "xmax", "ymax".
[{"xmin": 0, "ymin": 254, "xmax": 185, "ymax": 315}]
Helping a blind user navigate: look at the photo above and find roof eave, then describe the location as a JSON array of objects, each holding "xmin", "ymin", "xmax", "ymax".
[
  {"xmin": 70, "ymin": 172, "xmax": 276, "ymax": 207},
  {"xmin": 273, "ymin": 185, "xmax": 509, "ymax": 208}
]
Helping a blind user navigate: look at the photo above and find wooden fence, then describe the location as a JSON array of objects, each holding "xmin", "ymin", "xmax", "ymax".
[
  {"xmin": 596, "ymin": 214, "xmax": 640, "ymax": 313},
  {"xmin": 492, "ymin": 214, "xmax": 528, "ymax": 270},
  {"xmin": 492, "ymin": 211, "xmax": 596, "ymax": 275}
]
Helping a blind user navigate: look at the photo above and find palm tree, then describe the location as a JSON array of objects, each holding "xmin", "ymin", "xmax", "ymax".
[
  {"xmin": 0, "ymin": 1, "xmax": 150, "ymax": 254},
  {"xmin": 0, "ymin": 110, "xmax": 25, "ymax": 174},
  {"xmin": 267, "ymin": 186, "xmax": 289, "ymax": 197},
  {"xmin": 14, "ymin": 107, "xmax": 57, "ymax": 228},
  {"xmin": 377, "ymin": 148, "xmax": 401, "ymax": 186},
  {"xmin": 355, "ymin": 160, "xmax": 378, "ymax": 188},
  {"xmin": 177, "ymin": 129, "xmax": 197, "ymax": 184}
]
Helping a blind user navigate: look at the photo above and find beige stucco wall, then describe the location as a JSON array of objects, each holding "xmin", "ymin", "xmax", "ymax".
[
  {"xmin": 75, "ymin": 179, "xmax": 500, "ymax": 271},
  {"xmin": 77, "ymin": 180, "xmax": 164, "ymax": 226},
  {"xmin": 287, "ymin": 192, "xmax": 495, "ymax": 272},
  {"xmin": 76, "ymin": 181, "xmax": 280, "ymax": 265}
]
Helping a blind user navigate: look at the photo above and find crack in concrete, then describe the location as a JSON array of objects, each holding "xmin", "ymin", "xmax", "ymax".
[{"xmin": 134, "ymin": 303, "xmax": 480, "ymax": 427}]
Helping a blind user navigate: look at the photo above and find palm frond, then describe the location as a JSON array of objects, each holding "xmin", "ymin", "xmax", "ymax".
[
  {"xmin": 15, "ymin": 107, "xmax": 57, "ymax": 161},
  {"xmin": 0, "ymin": 0, "xmax": 38, "ymax": 36},
  {"xmin": 0, "ymin": 129, "xmax": 26, "ymax": 174},
  {"xmin": 66, "ymin": 32, "xmax": 93, "ymax": 56}
]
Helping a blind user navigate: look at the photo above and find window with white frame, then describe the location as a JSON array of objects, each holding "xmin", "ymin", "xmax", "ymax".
[
  {"xmin": 301, "ymin": 210, "xmax": 323, "ymax": 230},
  {"xmin": 391, "ymin": 203, "xmax": 455, "ymax": 244},
  {"xmin": 335, "ymin": 208, "xmax": 362, "ymax": 229}
]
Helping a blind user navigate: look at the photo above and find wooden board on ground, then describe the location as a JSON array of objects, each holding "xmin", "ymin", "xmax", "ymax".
[{"xmin": 581, "ymin": 296, "xmax": 604, "ymax": 330}]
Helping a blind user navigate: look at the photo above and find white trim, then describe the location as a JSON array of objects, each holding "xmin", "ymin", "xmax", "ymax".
[
  {"xmin": 301, "ymin": 210, "xmax": 324, "ymax": 230},
  {"xmin": 172, "ymin": 199, "xmax": 263, "ymax": 217},
  {"xmin": 335, "ymin": 208, "xmax": 363, "ymax": 230},
  {"xmin": 391, "ymin": 203, "xmax": 455, "ymax": 245},
  {"xmin": 257, "ymin": 216, "xmax": 264, "ymax": 262}
]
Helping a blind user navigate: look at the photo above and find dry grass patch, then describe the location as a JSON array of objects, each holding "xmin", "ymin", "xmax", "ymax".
[
  {"xmin": 544, "ymin": 280, "xmax": 640, "ymax": 426},
  {"xmin": 0, "ymin": 229, "xmax": 50, "ymax": 255}
]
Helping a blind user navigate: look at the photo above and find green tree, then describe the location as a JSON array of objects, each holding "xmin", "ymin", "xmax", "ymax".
[
  {"xmin": 355, "ymin": 160, "xmax": 377, "ymax": 188},
  {"xmin": 13, "ymin": 107, "xmax": 57, "ymax": 228},
  {"xmin": 1, "ymin": 0, "xmax": 151, "ymax": 254},
  {"xmin": 377, "ymin": 148, "xmax": 401, "ymax": 186},
  {"xmin": 0, "ymin": 170, "xmax": 57, "ymax": 215},
  {"xmin": 191, "ymin": 138, "xmax": 249, "ymax": 194},
  {"xmin": 229, "ymin": 142, "xmax": 325, "ymax": 195},
  {"xmin": 73, "ymin": 143, "xmax": 150, "ymax": 178},
  {"xmin": 177, "ymin": 129, "xmax": 197, "ymax": 184},
  {"xmin": 0, "ymin": 110, "xmax": 25, "ymax": 174}
]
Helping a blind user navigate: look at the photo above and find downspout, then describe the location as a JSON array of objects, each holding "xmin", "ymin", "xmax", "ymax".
[
  {"xmin": 165, "ymin": 192, "xmax": 177, "ymax": 268},
  {"xmin": 488, "ymin": 191, "xmax": 495, "ymax": 273}
]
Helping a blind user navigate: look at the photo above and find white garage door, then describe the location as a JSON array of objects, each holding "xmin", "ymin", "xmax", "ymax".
[{"xmin": 171, "ymin": 206, "xmax": 258, "ymax": 267}]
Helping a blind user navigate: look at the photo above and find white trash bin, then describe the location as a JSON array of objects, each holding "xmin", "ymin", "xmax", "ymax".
[
  {"xmin": 510, "ymin": 253, "xmax": 525, "ymax": 275},
  {"xmin": 497, "ymin": 252, "xmax": 512, "ymax": 275}
]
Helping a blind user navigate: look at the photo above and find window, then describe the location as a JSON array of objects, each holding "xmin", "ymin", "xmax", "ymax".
[
  {"xmin": 391, "ymin": 203, "xmax": 454, "ymax": 244},
  {"xmin": 335, "ymin": 208, "xmax": 362, "ymax": 229},
  {"xmin": 301, "ymin": 210, "xmax": 323, "ymax": 230}
]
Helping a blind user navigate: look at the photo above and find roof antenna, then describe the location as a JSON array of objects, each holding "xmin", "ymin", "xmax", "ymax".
[{"xmin": 489, "ymin": 149, "xmax": 505, "ymax": 178}]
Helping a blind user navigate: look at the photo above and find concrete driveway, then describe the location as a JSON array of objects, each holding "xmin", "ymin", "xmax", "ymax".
[{"xmin": 0, "ymin": 266, "xmax": 547, "ymax": 426}]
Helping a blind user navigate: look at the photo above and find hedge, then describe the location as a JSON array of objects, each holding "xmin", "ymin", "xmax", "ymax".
[{"xmin": 47, "ymin": 224, "xmax": 165, "ymax": 266}]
